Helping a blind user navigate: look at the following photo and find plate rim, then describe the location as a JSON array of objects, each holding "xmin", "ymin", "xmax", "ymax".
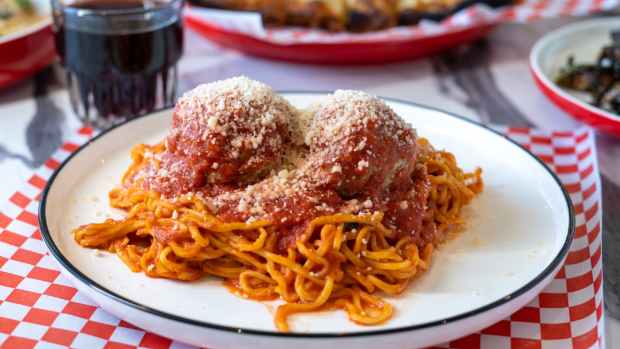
[
  {"xmin": 529, "ymin": 17, "xmax": 620, "ymax": 124},
  {"xmin": 38, "ymin": 92, "xmax": 575, "ymax": 338}
]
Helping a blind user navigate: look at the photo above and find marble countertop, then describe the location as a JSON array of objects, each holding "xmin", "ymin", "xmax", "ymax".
[{"xmin": 0, "ymin": 14, "xmax": 618, "ymax": 348}]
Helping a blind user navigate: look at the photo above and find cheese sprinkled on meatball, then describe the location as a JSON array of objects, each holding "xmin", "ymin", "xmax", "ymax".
[
  {"xmin": 303, "ymin": 90, "xmax": 418, "ymax": 197},
  {"xmin": 160, "ymin": 76, "xmax": 297, "ymax": 191}
]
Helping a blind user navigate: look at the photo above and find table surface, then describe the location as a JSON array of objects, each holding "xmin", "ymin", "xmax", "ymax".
[{"xmin": 0, "ymin": 14, "xmax": 618, "ymax": 348}]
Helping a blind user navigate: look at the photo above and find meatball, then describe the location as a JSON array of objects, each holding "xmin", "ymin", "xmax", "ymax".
[
  {"xmin": 167, "ymin": 76, "xmax": 296, "ymax": 184},
  {"xmin": 303, "ymin": 90, "xmax": 418, "ymax": 198}
]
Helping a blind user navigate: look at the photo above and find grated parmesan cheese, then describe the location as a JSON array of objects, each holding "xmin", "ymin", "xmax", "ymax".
[
  {"xmin": 146, "ymin": 78, "xmax": 422, "ymax": 234},
  {"xmin": 357, "ymin": 160, "xmax": 369, "ymax": 170}
]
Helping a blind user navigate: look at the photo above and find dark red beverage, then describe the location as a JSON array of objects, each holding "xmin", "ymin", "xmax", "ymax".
[{"xmin": 52, "ymin": 0, "xmax": 184, "ymax": 126}]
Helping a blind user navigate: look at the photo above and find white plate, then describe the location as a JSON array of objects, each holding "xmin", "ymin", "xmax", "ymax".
[{"xmin": 40, "ymin": 93, "xmax": 574, "ymax": 349}]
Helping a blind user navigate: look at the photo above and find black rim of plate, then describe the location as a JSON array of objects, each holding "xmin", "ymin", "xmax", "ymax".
[{"xmin": 38, "ymin": 92, "xmax": 576, "ymax": 338}]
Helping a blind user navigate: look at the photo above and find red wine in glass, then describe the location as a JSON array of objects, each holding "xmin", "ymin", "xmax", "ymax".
[{"xmin": 52, "ymin": 0, "xmax": 184, "ymax": 127}]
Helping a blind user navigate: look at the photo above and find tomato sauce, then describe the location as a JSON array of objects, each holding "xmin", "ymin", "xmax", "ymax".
[{"xmin": 139, "ymin": 86, "xmax": 437, "ymax": 251}]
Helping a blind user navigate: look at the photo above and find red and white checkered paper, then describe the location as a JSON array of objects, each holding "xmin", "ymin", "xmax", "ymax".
[
  {"xmin": 185, "ymin": 0, "xmax": 620, "ymax": 44},
  {"xmin": 0, "ymin": 126, "xmax": 604, "ymax": 349}
]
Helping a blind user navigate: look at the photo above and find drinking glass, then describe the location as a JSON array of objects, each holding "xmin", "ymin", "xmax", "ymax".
[{"xmin": 51, "ymin": 0, "xmax": 184, "ymax": 128}]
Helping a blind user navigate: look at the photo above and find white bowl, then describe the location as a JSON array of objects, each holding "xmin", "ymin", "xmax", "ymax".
[{"xmin": 530, "ymin": 17, "xmax": 620, "ymax": 136}]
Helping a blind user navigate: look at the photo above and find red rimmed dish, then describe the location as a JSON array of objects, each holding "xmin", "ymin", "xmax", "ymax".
[
  {"xmin": 0, "ymin": 0, "xmax": 54, "ymax": 89},
  {"xmin": 184, "ymin": 12, "xmax": 496, "ymax": 65},
  {"xmin": 530, "ymin": 18, "xmax": 620, "ymax": 137}
]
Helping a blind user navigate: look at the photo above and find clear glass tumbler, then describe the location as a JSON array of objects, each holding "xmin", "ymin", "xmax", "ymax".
[{"xmin": 51, "ymin": 0, "xmax": 184, "ymax": 128}]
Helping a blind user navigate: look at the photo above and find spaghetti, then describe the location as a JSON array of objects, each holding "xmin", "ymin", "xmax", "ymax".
[{"xmin": 73, "ymin": 79, "xmax": 483, "ymax": 332}]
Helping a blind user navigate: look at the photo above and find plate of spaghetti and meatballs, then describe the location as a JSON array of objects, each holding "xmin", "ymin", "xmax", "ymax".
[{"xmin": 40, "ymin": 77, "xmax": 574, "ymax": 349}]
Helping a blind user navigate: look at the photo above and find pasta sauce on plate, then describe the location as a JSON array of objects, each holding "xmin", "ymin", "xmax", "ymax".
[
  {"xmin": 74, "ymin": 77, "xmax": 483, "ymax": 332},
  {"xmin": 135, "ymin": 79, "xmax": 439, "ymax": 250}
]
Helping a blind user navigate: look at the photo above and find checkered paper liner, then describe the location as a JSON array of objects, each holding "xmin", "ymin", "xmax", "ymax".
[
  {"xmin": 0, "ymin": 126, "xmax": 603, "ymax": 349},
  {"xmin": 185, "ymin": 0, "xmax": 620, "ymax": 44}
]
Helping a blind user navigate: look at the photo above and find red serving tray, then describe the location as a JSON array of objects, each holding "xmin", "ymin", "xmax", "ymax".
[{"xmin": 185, "ymin": 15, "xmax": 496, "ymax": 65}]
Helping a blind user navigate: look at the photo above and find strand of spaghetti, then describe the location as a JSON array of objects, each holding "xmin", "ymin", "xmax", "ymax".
[
  {"xmin": 74, "ymin": 219, "xmax": 144, "ymax": 247},
  {"xmin": 168, "ymin": 241, "xmax": 218, "ymax": 261},
  {"xmin": 265, "ymin": 259, "xmax": 297, "ymax": 302},
  {"xmin": 139, "ymin": 240, "xmax": 158, "ymax": 273},
  {"xmin": 260, "ymin": 251, "xmax": 324, "ymax": 285},
  {"xmin": 303, "ymin": 212, "xmax": 390, "ymax": 240},
  {"xmin": 362, "ymin": 248, "xmax": 402, "ymax": 261},
  {"xmin": 294, "ymin": 274, "xmax": 319, "ymax": 302},
  {"xmin": 341, "ymin": 244, "xmax": 365, "ymax": 268},
  {"xmin": 295, "ymin": 240, "xmax": 329, "ymax": 271},
  {"xmin": 419, "ymin": 244, "xmax": 434, "ymax": 270},
  {"xmin": 235, "ymin": 227, "xmax": 268, "ymax": 251},
  {"xmin": 240, "ymin": 270, "xmax": 277, "ymax": 287},
  {"xmin": 396, "ymin": 237, "xmax": 413, "ymax": 250},
  {"xmin": 332, "ymin": 224, "xmax": 345, "ymax": 250},
  {"xmin": 114, "ymin": 240, "xmax": 142, "ymax": 272},
  {"xmin": 274, "ymin": 276, "xmax": 335, "ymax": 332},
  {"xmin": 351, "ymin": 286, "xmax": 363, "ymax": 311},
  {"xmin": 159, "ymin": 246, "xmax": 187, "ymax": 273},
  {"xmin": 352, "ymin": 226, "xmax": 370, "ymax": 254},
  {"xmin": 204, "ymin": 220, "xmax": 271, "ymax": 233},
  {"xmin": 316, "ymin": 224, "xmax": 336, "ymax": 256},
  {"xmin": 334, "ymin": 291, "xmax": 393, "ymax": 325},
  {"xmin": 367, "ymin": 275, "xmax": 408, "ymax": 295},
  {"xmin": 187, "ymin": 223, "xmax": 210, "ymax": 247},
  {"xmin": 365, "ymin": 259, "xmax": 412, "ymax": 271},
  {"xmin": 208, "ymin": 235, "xmax": 268, "ymax": 271},
  {"xmin": 203, "ymin": 262, "xmax": 245, "ymax": 278},
  {"xmin": 388, "ymin": 268, "xmax": 418, "ymax": 280},
  {"xmin": 344, "ymin": 266, "xmax": 375, "ymax": 292}
]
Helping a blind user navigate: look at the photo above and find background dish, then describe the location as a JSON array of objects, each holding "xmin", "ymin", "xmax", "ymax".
[
  {"xmin": 185, "ymin": 12, "xmax": 496, "ymax": 64},
  {"xmin": 0, "ymin": 0, "xmax": 53, "ymax": 89},
  {"xmin": 530, "ymin": 18, "xmax": 620, "ymax": 137},
  {"xmin": 40, "ymin": 94, "xmax": 573, "ymax": 349},
  {"xmin": 186, "ymin": 0, "xmax": 513, "ymax": 32}
]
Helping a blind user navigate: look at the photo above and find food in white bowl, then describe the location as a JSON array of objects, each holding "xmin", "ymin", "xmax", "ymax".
[
  {"xmin": 555, "ymin": 31, "xmax": 620, "ymax": 115},
  {"xmin": 0, "ymin": 0, "xmax": 46, "ymax": 36},
  {"xmin": 530, "ymin": 18, "xmax": 620, "ymax": 136}
]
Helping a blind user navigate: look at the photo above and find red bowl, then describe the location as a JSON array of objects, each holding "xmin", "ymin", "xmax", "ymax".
[
  {"xmin": 185, "ymin": 15, "xmax": 496, "ymax": 65},
  {"xmin": 530, "ymin": 18, "xmax": 620, "ymax": 137},
  {"xmin": 0, "ymin": 3, "xmax": 55, "ymax": 90}
]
